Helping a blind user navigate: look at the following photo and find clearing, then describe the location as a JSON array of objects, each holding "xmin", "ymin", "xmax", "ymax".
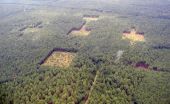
[
  {"xmin": 67, "ymin": 22, "xmax": 91, "ymax": 36},
  {"xmin": 122, "ymin": 27, "xmax": 145, "ymax": 45},
  {"xmin": 40, "ymin": 48, "xmax": 77, "ymax": 68},
  {"xmin": 23, "ymin": 28, "xmax": 40, "ymax": 33},
  {"xmin": 67, "ymin": 15, "xmax": 99, "ymax": 36},
  {"xmin": 70, "ymin": 25, "xmax": 91, "ymax": 36},
  {"xmin": 83, "ymin": 15, "xmax": 99, "ymax": 23}
]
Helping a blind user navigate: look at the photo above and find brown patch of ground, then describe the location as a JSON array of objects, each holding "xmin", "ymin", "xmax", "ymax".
[
  {"xmin": 67, "ymin": 15, "xmax": 99, "ymax": 36},
  {"xmin": 39, "ymin": 48, "xmax": 77, "ymax": 68},
  {"xmin": 23, "ymin": 28, "xmax": 40, "ymax": 33},
  {"xmin": 122, "ymin": 27, "xmax": 145, "ymax": 45},
  {"xmin": 71, "ymin": 25, "xmax": 91, "ymax": 36},
  {"xmin": 67, "ymin": 22, "xmax": 91, "ymax": 36},
  {"xmin": 83, "ymin": 15, "xmax": 99, "ymax": 23},
  {"xmin": 42, "ymin": 51, "xmax": 76, "ymax": 68}
]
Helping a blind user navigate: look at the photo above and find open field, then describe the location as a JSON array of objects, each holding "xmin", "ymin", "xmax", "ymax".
[
  {"xmin": 122, "ymin": 27, "xmax": 145, "ymax": 45},
  {"xmin": 41, "ymin": 51, "xmax": 76, "ymax": 68},
  {"xmin": 83, "ymin": 15, "xmax": 99, "ymax": 23},
  {"xmin": 0, "ymin": 0, "xmax": 170, "ymax": 104},
  {"xmin": 67, "ymin": 15, "xmax": 99, "ymax": 36},
  {"xmin": 69, "ymin": 23, "xmax": 91, "ymax": 36}
]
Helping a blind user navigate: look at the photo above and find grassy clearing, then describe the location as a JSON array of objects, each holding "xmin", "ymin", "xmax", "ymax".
[
  {"xmin": 71, "ymin": 25, "xmax": 91, "ymax": 36},
  {"xmin": 122, "ymin": 28, "xmax": 145, "ymax": 45},
  {"xmin": 83, "ymin": 17, "xmax": 99, "ymax": 23},
  {"xmin": 23, "ymin": 28, "xmax": 40, "ymax": 33},
  {"xmin": 42, "ymin": 52, "xmax": 76, "ymax": 68}
]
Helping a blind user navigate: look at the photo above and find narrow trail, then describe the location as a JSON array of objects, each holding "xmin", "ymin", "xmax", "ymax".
[
  {"xmin": 84, "ymin": 50, "xmax": 122, "ymax": 104},
  {"xmin": 84, "ymin": 70, "xmax": 99, "ymax": 104}
]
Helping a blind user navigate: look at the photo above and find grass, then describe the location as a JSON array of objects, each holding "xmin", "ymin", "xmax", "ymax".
[
  {"xmin": 70, "ymin": 16, "xmax": 99, "ymax": 36},
  {"xmin": 71, "ymin": 25, "xmax": 91, "ymax": 36},
  {"xmin": 23, "ymin": 28, "xmax": 40, "ymax": 33},
  {"xmin": 122, "ymin": 29, "xmax": 145, "ymax": 45},
  {"xmin": 42, "ymin": 52, "xmax": 76, "ymax": 68},
  {"xmin": 83, "ymin": 17, "xmax": 99, "ymax": 23}
]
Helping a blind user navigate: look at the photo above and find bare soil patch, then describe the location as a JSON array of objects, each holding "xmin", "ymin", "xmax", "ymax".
[
  {"xmin": 39, "ymin": 48, "xmax": 77, "ymax": 68},
  {"xmin": 83, "ymin": 15, "xmax": 99, "ymax": 23},
  {"xmin": 67, "ymin": 15, "xmax": 99, "ymax": 36},
  {"xmin": 122, "ymin": 27, "xmax": 145, "ymax": 45},
  {"xmin": 67, "ymin": 22, "xmax": 91, "ymax": 36}
]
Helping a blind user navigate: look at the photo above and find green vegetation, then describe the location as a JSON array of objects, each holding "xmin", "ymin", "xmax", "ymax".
[{"xmin": 0, "ymin": 0, "xmax": 170, "ymax": 104}]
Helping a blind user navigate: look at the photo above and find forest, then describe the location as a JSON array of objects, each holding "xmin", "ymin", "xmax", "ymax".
[{"xmin": 0, "ymin": 0, "xmax": 170, "ymax": 104}]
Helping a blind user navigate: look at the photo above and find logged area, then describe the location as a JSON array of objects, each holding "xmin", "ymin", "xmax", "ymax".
[
  {"xmin": 67, "ymin": 15, "xmax": 99, "ymax": 36},
  {"xmin": 68, "ymin": 23, "xmax": 91, "ymax": 36},
  {"xmin": 42, "ymin": 52, "xmax": 75, "ymax": 68},
  {"xmin": 40, "ymin": 48, "xmax": 77, "ymax": 68},
  {"xmin": 0, "ymin": 0, "xmax": 170, "ymax": 104},
  {"xmin": 122, "ymin": 27, "xmax": 145, "ymax": 45}
]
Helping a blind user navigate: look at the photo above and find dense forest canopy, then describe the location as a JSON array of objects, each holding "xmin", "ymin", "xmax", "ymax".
[{"xmin": 0, "ymin": 0, "xmax": 170, "ymax": 104}]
